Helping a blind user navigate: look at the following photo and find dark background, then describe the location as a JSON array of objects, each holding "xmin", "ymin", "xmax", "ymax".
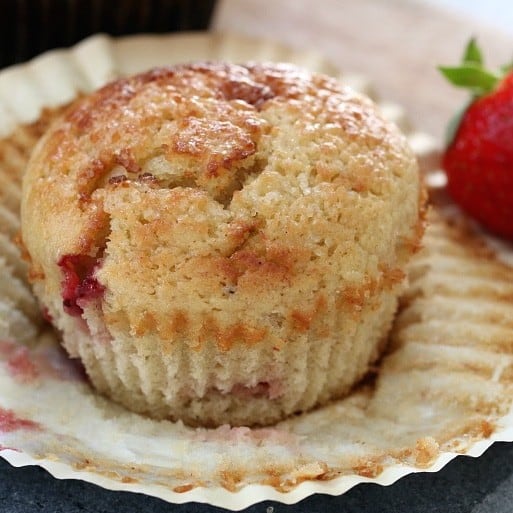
[{"xmin": 0, "ymin": 0, "xmax": 217, "ymax": 68}]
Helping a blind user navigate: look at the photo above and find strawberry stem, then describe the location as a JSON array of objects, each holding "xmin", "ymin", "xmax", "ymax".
[{"xmin": 462, "ymin": 38, "xmax": 483, "ymax": 66}]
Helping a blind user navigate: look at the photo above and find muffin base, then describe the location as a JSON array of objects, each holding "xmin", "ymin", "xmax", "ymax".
[{"xmin": 59, "ymin": 290, "xmax": 400, "ymax": 427}]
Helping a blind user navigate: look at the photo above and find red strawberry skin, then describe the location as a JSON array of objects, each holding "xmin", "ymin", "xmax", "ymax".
[{"xmin": 443, "ymin": 73, "xmax": 513, "ymax": 239}]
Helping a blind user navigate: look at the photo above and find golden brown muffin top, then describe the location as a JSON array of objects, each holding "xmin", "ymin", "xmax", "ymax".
[{"xmin": 22, "ymin": 62, "xmax": 423, "ymax": 349}]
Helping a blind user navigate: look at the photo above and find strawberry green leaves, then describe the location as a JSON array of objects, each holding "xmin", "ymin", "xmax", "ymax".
[
  {"xmin": 438, "ymin": 38, "xmax": 511, "ymax": 145},
  {"xmin": 438, "ymin": 38, "xmax": 501, "ymax": 96},
  {"xmin": 438, "ymin": 66, "xmax": 499, "ymax": 95}
]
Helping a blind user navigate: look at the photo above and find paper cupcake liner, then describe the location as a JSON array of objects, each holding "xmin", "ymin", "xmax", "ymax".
[{"xmin": 1, "ymin": 33, "xmax": 513, "ymax": 510}]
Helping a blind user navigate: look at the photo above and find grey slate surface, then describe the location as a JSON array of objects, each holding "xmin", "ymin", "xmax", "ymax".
[{"xmin": 1, "ymin": 441, "xmax": 513, "ymax": 512}]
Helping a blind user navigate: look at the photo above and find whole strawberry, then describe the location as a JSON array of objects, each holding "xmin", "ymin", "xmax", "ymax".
[{"xmin": 439, "ymin": 39, "xmax": 513, "ymax": 239}]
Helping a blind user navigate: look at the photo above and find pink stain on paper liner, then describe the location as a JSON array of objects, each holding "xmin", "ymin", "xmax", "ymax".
[
  {"xmin": 5, "ymin": 346, "xmax": 39, "ymax": 381},
  {"xmin": 193, "ymin": 424, "xmax": 303, "ymax": 447},
  {"xmin": 0, "ymin": 407, "xmax": 40, "ymax": 433},
  {"xmin": 0, "ymin": 445, "xmax": 21, "ymax": 452},
  {"xmin": 0, "ymin": 340, "xmax": 86, "ymax": 383}
]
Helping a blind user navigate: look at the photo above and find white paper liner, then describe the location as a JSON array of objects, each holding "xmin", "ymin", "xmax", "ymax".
[{"xmin": 1, "ymin": 32, "xmax": 513, "ymax": 510}]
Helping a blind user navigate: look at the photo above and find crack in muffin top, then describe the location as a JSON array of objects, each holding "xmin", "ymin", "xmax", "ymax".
[
  {"xmin": 21, "ymin": 62, "xmax": 423, "ymax": 345},
  {"xmin": 34, "ymin": 63, "xmax": 405, "ymax": 207}
]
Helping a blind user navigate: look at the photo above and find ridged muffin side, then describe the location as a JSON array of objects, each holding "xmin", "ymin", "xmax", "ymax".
[{"xmin": 21, "ymin": 63, "xmax": 424, "ymax": 426}]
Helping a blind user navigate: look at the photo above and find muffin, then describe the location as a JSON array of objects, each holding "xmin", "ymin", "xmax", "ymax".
[{"xmin": 21, "ymin": 62, "xmax": 424, "ymax": 427}]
